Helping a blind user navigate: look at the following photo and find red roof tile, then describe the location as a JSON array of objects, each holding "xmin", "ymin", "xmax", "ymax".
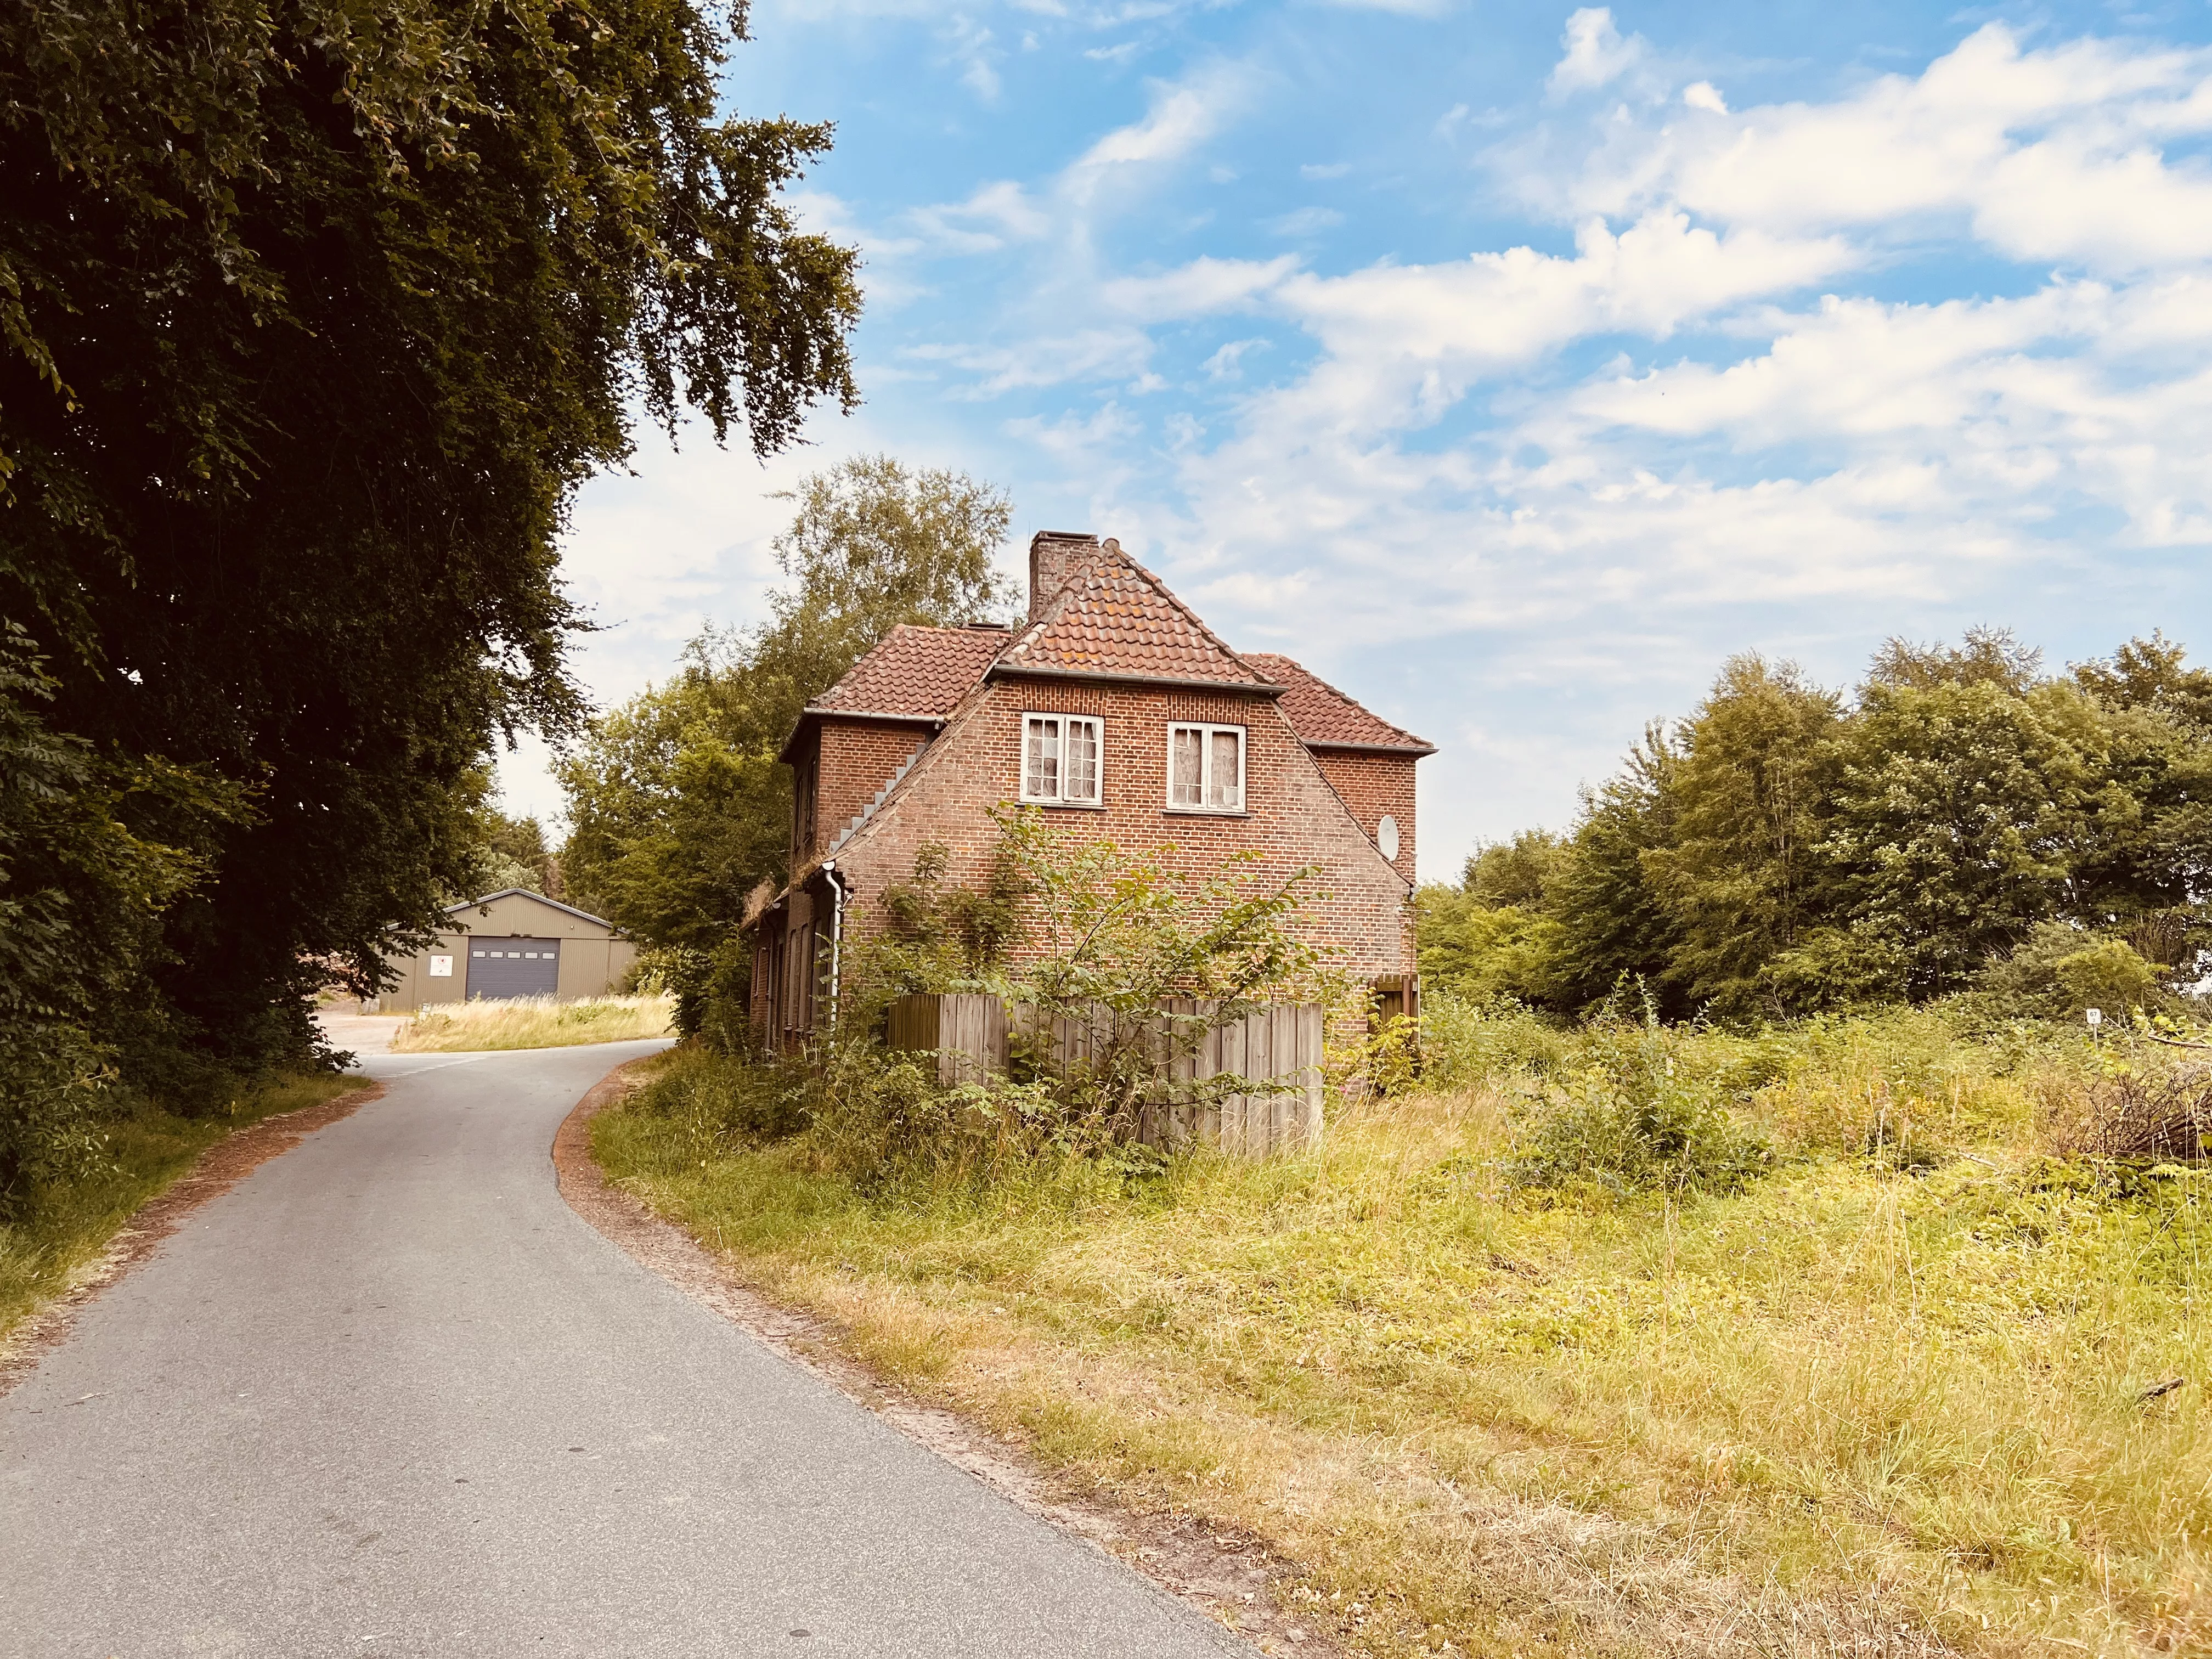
[
  {"xmin": 1244, "ymin": 653, "xmax": 1435, "ymax": 752},
  {"xmin": 999, "ymin": 540, "xmax": 1264, "ymax": 685},
  {"xmin": 810, "ymin": 624, "xmax": 1010, "ymax": 719}
]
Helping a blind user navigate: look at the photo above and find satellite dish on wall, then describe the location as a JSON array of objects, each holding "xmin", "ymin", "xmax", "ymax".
[{"xmin": 1377, "ymin": 815, "xmax": 1400, "ymax": 861}]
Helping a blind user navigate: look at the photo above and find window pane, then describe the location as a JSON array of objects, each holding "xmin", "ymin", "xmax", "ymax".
[
  {"xmin": 1065, "ymin": 718, "xmax": 1099, "ymax": 802},
  {"xmin": 1170, "ymin": 727, "xmax": 1203, "ymax": 806},
  {"xmin": 1209, "ymin": 730, "xmax": 1241, "ymax": 808},
  {"xmin": 1025, "ymin": 716, "xmax": 1060, "ymax": 799}
]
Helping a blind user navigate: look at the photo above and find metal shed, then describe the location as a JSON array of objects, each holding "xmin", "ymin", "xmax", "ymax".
[{"xmin": 379, "ymin": 890, "xmax": 639, "ymax": 1013}]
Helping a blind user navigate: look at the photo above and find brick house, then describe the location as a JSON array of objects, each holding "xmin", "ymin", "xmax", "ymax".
[{"xmin": 748, "ymin": 531, "xmax": 1434, "ymax": 1043}]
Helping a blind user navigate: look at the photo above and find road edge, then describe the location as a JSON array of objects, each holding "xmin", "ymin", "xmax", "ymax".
[
  {"xmin": 0, "ymin": 1077, "xmax": 385, "ymax": 1400},
  {"xmin": 552, "ymin": 1057, "xmax": 1336, "ymax": 1659}
]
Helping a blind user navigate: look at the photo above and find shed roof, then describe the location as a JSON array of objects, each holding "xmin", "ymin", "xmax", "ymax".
[
  {"xmin": 1242, "ymin": 654, "xmax": 1435, "ymax": 753},
  {"xmin": 441, "ymin": 888, "xmax": 618, "ymax": 929}
]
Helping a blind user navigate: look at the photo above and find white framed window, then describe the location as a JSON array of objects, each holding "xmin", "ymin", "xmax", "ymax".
[
  {"xmin": 1021, "ymin": 713, "xmax": 1103, "ymax": 806},
  {"xmin": 1166, "ymin": 723, "xmax": 1245, "ymax": 812}
]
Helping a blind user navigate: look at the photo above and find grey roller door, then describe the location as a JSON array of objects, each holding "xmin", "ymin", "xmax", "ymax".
[{"xmin": 464, "ymin": 938, "xmax": 561, "ymax": 1000}]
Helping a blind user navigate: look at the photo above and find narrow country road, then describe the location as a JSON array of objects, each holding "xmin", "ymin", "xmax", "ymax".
[{"xmin": 0, "ymin": 1043, "xmax": 1250, "ymax": 1659}]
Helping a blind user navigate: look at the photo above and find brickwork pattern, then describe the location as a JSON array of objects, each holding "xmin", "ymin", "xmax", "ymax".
[
  {"xmin": 826, "ymin": 671, "xmax": 1415, "ymax": 981},
  {"xmin": 1312, "ymin": 751, "xmax": 1419, "ymax": 885},
  {"xmin": 812, "ymin": 718, "xmax": 935, "ymax": 861}
]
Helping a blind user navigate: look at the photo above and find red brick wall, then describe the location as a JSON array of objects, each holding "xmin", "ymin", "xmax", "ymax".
[
  {"xmin": 1311, "ymin": 751, "xmax": 1418, "ymax": 884},
  {"xmin": 810, "ymin": 719, "xmax": 936, "ymax": 861},
  {"xmin": 826, "ymin": 674, "xmax": 1415, "ymax": 980}
]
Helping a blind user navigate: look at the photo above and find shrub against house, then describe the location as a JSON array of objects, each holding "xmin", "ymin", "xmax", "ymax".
[{"xmin": 747, "ymin": 531, "xmax": 1434, "ymax": 1045}]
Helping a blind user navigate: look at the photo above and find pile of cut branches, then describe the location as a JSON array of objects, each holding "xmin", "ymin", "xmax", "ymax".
[{"xmin": 2077, "ymin": 1068, "xmax": 2212, "ymax": 1161}]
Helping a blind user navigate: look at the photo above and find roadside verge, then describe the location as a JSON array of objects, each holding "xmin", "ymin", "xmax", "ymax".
[
  {"xmin": 0, "ymin": 1078, "xmax": 382, "ymax": 1398},
  {"xmin": 552, "ymin": 1058, "xmax": 1327, "ymax": 1658}
]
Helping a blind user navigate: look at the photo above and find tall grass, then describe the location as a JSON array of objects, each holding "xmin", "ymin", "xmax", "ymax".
[
  {"xmin": 594, "ymin": 1003, "xmax": 2207, "ymax": 1658},
  {"xmin": 390, "ymin": 994, "xmax": 674, "ymax": 1053}
]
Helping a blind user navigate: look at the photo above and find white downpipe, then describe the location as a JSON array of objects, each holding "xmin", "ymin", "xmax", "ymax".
[{"xmin": 821, "ymin": 861, "xmax": 848, "ymax": 1029}]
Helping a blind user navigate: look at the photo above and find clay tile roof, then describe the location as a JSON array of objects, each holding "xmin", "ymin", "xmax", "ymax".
[
  {"xmin": 1243, "ymin": 653, "xmax": 1435, "ymax": 753},
  {"xmin": 809, "ymin": 624, "xmax": 1010, "ymax": 719},
  {"xmin": 1000, "ymin": 540, "xmax": 1264, "ymax": 685}
]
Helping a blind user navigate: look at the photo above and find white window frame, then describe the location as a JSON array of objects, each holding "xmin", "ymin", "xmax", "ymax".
[
  {"xmin": 1020, "ymin": 712, "xmax": 1104, "ymax": 807},
  {"xmin": 1165, "ymin": 723, "xmax": 1246, "ymax": 814}
]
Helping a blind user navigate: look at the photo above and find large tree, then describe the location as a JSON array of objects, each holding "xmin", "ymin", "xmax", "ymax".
[
  {"xmin": 0, "ymin": 0, "xmax": 859, "ymax": 1115},
  {"xmin": 560, "ymin": 454, "xmax": 1013, "ymax": 1033},
  {"xmin": 1417, "ymin": 630, "xmax": 2212, "ymax": 1023},
  {"xmin": 1643, "ymin": 655, "xmax": 1842, "ymax": 1016}
]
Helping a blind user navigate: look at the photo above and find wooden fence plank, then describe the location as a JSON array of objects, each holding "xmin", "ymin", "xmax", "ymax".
[
  {"xmin": 884, "ymin": 994, "xmax": 1325, "ymax": 1158},
  {"xmin": 1246, "ymin": 1009, "xmax": 1274, "ymax": 1156},
  {"xmin": 1211, "ymin": 1011, "xmax": 1235, "ymax": 1156}
]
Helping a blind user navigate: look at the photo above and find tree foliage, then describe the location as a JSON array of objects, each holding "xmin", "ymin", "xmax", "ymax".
[
  {"xmin": 1420, "ymin": 630, "xmax": 2212, "ymax": 1025},
  {"xmin": 560, "ymin": 455, "xmax": 1013, "ymax": 1030},
  {"xmin": 0, "ymin": 0, "xmax": 859, "ymax": 1188}
]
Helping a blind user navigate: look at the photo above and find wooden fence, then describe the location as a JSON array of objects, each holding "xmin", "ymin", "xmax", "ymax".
[{"xmin": 884, "ymin": 992, "xmax": 1324, "ymax": 1157}]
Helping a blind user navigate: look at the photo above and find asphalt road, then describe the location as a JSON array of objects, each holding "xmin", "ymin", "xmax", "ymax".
[{"xmin": 0, "ymin": 1042, "xmax": 1249, "ymax": 1659}]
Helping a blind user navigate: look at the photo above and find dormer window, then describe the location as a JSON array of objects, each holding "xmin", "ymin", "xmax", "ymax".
[
  {"xmin": 1167, "ymin": 723, "xmax": 1244, "ymax": 812},
  {"xmin": 1022, "ymin": 713, "xmax": 1102, "ymax": 806}
]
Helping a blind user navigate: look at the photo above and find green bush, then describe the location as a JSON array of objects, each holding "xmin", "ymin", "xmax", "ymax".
[
  {"xmin": 0, "ymin": 1027, "xmax": 113, "ymax": 1207},
  {"xmin": 632, "ymin": 1044, "xmax": 810, "ymax": 1149},
  {"xmin": 1500, "ymin": 1014, "xmax": 1771, "ymax": 1198},
  {"xmin": 1417, "ymin": 996, "xmax": 1573, "ymax": 1089},
  {"xmin": 1973, "ymin": 922, "xmax": 2166, "ymax": 1020}
]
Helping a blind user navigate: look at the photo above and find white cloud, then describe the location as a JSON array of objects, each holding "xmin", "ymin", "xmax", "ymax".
[
  {"xmin": 1549, "ymin": 8, "xmax": 1644, "ymax": 95},
  {"xmin": 1068, "ymin": 61, "xmax": 1255, "ymax": 188},
  {"xmin": 1102, "ymin": 255, "xmax": 1299, "ymax": 321},
  {"xmin": 904, "ymin": 328, "xmax": 1155, "ymax": 394},
  {"xmin": 1006, "ymin": 401, "xmax": 1145, "ymax": 456},
  {"xmin": 1268, "ymin": 206, "xmax": 1345, "ymax": 237},
  {"xmin": 876, "ymin": 60, "xmax": 1269, "ymax": 402},
  {"xmin": 1203, "ymin": 338, "xmax": 1269, "ymax": 379},
  {"xmin": 1681, "ymin": 81, "xmax": 1726, "ymax": 115},
  {"xmin": 907, "ymin": 180, "xmax": 1053, "ymax": 253},
  {"xmin": 1262, "ymin": 211, "xmax": 1855, "ymax": 430},
  {"xmin": 1552, "ymin": 25, "xmax": 2212, "ymax": 274}
]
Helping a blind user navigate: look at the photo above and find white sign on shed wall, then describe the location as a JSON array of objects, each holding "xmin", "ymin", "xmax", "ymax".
[{"xmin": 428, "ymin": 955, "xmax": 454, "ymax": 978}]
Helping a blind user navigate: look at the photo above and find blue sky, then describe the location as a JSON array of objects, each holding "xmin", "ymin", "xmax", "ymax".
[{"xmin": 503, "ymin": 0, "xmax": 2212, "ymax": 882}]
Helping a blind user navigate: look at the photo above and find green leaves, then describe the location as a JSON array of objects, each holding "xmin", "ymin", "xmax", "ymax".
[
  {"xmin": 1501, "ymin": 1013, "xmax": 1771, "ymax": 1200},
  {"xmin": 0, "ymin": 0, "xmax": 860, "ymax": 1150},
  {"xmin": 1417, "ymin": 631, "xmax": 2212, "ymax": 1025},
  {"xmin": 560, "ymin": 454, "xmax": 1013, "ymax": 1038}
]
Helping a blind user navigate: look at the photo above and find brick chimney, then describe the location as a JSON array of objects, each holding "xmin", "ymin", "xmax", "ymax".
[{"xmin": 1028, "ymin": 531, "xmax": 1099, "ymax": 620}]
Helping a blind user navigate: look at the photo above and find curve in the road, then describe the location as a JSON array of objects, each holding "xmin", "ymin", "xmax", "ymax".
[{"xmin": 0, "ymin": 1041, "xmax": 1254, "ymax": 1659}]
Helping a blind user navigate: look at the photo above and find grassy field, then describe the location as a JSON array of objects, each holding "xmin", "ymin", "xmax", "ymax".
[
  {"xmin": 391, "ymin": 994, "xmax": 675, "ymax": 1053},
  {"xmin": 1, "ymin": 1071, "xmax": 363, "ymax": 1344},
  {"xmin": 594, "ymin": 1008, "xmax": 2208, "ymax": 1659}
]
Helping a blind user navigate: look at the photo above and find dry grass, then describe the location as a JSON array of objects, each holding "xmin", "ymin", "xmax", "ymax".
[
  {"xmin": 1, "ymin": 1071, "xmax": 360, "ymax": 1342},
  {"xmin": 390, "ymin": 994, "xmax": 675, "ymax": 1053},
  {"xmin": 593, "ymin": 1014, "xmax": 2209, "ymax": 1659}
]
